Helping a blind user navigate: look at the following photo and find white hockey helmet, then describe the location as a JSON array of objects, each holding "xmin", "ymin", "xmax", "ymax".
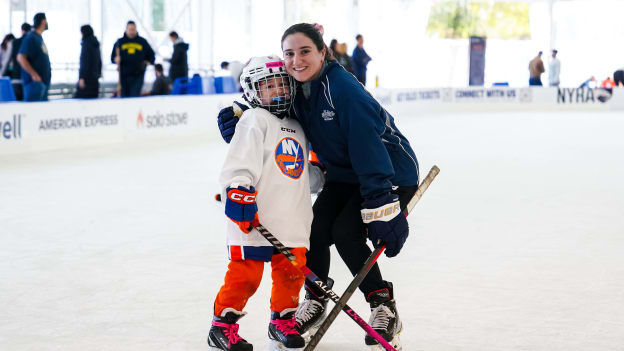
[{"xmin": 240, "ymin": 55, "xmax": 294, "ymax": 116}]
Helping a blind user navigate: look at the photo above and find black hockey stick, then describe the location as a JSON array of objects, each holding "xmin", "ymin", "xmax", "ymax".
[
  {"xmin": 254, "ymin": 224, "xmax": 398, "ymax": 351},
  {"xmin": 304, "ymin": 165, "xmax": 440, "ymax": 351}
]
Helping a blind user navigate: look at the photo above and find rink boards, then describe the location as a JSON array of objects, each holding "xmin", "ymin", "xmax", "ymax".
[
  {"xmin": 373, "ymin": 86, "xmax": 624, "ymax": 115},
  {"xmin": 1, "ymin": 87, "xmax": 623, "ymax": 156}
]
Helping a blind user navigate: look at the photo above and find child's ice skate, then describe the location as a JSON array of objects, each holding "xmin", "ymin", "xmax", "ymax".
[
  {"xmin": 207, "ymin": 308, "xmax": 253, "ymax": 351},
  {"xmin": 268, "ymin": 308, "xmax": 305, "ymax": 350}
]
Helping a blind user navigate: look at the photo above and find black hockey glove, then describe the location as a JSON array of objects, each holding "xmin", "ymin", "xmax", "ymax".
[
  {"xmin": 217, "ymin": 101, "xmax": 248, "ymax": 143},
  {"xmin": 361, "ymin": 193, "xmax": 408, "ymax": 257}
]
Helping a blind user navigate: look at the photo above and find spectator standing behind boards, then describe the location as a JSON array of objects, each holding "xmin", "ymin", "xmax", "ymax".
[
  {"xmin": 75, "ymin": 25, "xmax": 102, "ymax": 99},
  {"xmin": 226, "ymin": 61, "xmax": 244, "ymax": 82},
  {"xmin": 229, "ymin": 61, "xmax": 245, "ymax": 91},
  {"xmin": 330, "ymin": 39, "xmax": 353, "ymax": 73},
  {"xmin": 8, "ymin": 23, "xmax": 31, "ymax": 101},
  {"xmin": 219, "ymin": 61, "xmax": 230, "ymax": 74},
  {"xmin": 336, "ymin": 43, "xmax": 354, "ymax": 74},
  {"xmin": 601, "ymin": 77, "xmax": 616, "ymax": 89},
  {"xmin": 148, "ymin": 63, "xmax": 171, "ymax": 95},
  {"xmin": 17, "ymin": 13, "xmax": 51, "ymax": 102},
  {"xmin": 614, "ymin": 67, "xmax": 624, "ymax": 87},
  {"xmin": 166, "ymin": 31, "xmax": 188, "ymax": 83},
  {"xmin": 111, "ymin": 21, "xmax": 155, "ymax": 97},
  {"xmin": 0, "ymin": 34, "xmax": 15, "ymax": 76},
  {"xmin": 329, "ymin": 38, "xmax": 339, "ymax": 56},
  {"xmin": 528, "ymin": 51, "xmax": 545, "ymax": 86},
  {"xmin": 548, "ymin": 49, "xmax": 560, "ymax": 87},
  {"xmin": 352, "ymin": 34, "xmax": 371, "ymax": 85},
  {"xmin": 579, "ymin": 76, "xmax": 596, "ymax": 89},
  {"xmin": 220, "ymin": 60, "xmax": 245, "ymax": 91}
]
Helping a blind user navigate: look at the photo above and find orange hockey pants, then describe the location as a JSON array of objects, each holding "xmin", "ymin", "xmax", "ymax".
[{"xmin": 214, "ymin": 247, "xmax": 306, "ymax": 316}]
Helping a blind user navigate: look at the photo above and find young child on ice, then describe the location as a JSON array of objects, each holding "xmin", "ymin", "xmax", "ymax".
[{"xmin": 208, "ymin": 55, "xmax": 323, "ymax": 351}]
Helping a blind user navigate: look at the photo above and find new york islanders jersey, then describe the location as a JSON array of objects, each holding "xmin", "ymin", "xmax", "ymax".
[{"xmin": 219, "ymin": 107, "xmax": 312, "ymax": 250}]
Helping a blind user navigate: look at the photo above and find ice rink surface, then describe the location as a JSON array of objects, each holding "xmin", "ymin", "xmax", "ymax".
[{"xmin": 1, "ymin": 110, "xmax": 624, "ymax": 351}]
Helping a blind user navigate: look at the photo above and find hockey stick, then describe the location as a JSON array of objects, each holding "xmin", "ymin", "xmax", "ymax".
[
  {"xmin": 254, "ymin": 224, "xmax": 398, "ymax": 351},
  {"xmin": 304, "ymin": 165, "xmax": 440, "ymax": 351}
]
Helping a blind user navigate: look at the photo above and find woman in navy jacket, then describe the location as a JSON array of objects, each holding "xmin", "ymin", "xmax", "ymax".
[{"xmin": 218, "ymin": 23, "xmax": 418, "ymax": 348}]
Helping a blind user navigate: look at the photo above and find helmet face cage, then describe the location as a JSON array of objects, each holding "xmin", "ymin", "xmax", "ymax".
[{"xmin": 241, "ymin": 56, "xmax": 294, "ymax": 115}]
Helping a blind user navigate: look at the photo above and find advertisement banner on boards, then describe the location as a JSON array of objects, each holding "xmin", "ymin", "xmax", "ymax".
[
  {"xmin": 0, "ymin": 94, "xmax": 240, "ymax": 155},
  {"xmin": 556, "ymin": 87, "xmax": 613, "ymax": 104}
]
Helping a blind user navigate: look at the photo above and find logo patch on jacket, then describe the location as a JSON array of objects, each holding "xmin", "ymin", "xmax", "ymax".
[
  {"xmin": 275, "ymin": 137, "xmax": 305, "ymax": 179},
  {"xmin": 321, "ymin": 110, "xmax": 335, "ymax": 121},
  {"xmin": 121, "ymin": 42, "xmax": 143, "ymax": 54}
]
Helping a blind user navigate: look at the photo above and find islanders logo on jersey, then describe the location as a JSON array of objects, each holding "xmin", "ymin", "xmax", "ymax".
[{"xmin": 275, "ymin": 137, "xmax": 305, "ymax": 179}]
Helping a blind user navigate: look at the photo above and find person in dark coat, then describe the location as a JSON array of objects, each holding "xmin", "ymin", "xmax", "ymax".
[
  {"xmin": 352, "ymin": 34, "xmax": 372, "ymax": 85},
  {"xmin": 8, "ymin": 23, "xmax": 31, "ymax": 100},
  {"xmin": 166, "ymin": 31, "xmax": 188, "ymax": 83},
  {"xmin": 335, "ymin": 43, "xmax": 354, "ymax": 74},
  {"xmin": 330, "ymin": 39, "xmax": 353, "ymax": 74},
  {"xmin": 329, "ymin": 39, "xmax": 339, "ymax": 55},
  {"xmin": 614, "ymin": 67, "xmax": 624, "ymax": 87},
  {"xmin": 75, "ymin": 25, "xmax": 102, "ymax": 99},
  {"xmin": 111, "ymin": 21, "xmax": 155, "ymax": 97}
]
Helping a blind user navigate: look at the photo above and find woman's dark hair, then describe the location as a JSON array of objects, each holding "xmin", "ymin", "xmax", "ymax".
[
  {"xmin": 1, "ymin": 34, "xmax": 15, "ymax": 50},
  {"xmin": 329, "ymin": 39, "xmax": 338, "ymax": 52},
  {"xmin": 80, "ymin": 24, "xmax": 94, "ymax": 38},
  {"xmin": 169, "ymin": 31, "xmax": 179, "ymax": 39},
  {"xmin": 281, "ymin": 23, "xmax": 334, "ymax": 62}
]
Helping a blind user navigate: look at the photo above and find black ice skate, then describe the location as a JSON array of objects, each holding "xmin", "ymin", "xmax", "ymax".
[
  {"xmin": 295, "ymin": 277, "xmax": 334, "ymax": 339},
  {"xmin": 207, "ymin": 308, "xmax": 253, "ymax": 351},
  {"xmin": 268, "ymin": 308, "xmax": 305, "ymax": 350},
  {"xmin": 365, "ymin": 283, "xmax": 403, "ymax": 350}
]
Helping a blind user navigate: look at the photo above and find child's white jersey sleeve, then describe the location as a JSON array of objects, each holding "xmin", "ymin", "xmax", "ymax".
[{"xmin": 219, "ymin": 108, "xmax": 313, "ymax": 249}]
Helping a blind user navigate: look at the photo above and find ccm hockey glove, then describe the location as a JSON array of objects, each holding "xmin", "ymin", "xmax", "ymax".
[
  {"xmin": 217, "ymin": 101, "xmax": 248, "ymax": 143},
  {"xmin": 361, "ymin": 193, "xmax": 408, "ymax": 257},
  {"xmin": 225, "ymin": 185, "xmax": 259, "ymax": 233}
]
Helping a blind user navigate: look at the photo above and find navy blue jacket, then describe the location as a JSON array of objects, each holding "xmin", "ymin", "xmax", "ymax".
[
  {"xmin": 291, "ymin": 61, "xmax": 419, "ymax": 199},
  {"xmin": 352, "ymin": 46, "xmax": 371, "ymax": 80}
]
